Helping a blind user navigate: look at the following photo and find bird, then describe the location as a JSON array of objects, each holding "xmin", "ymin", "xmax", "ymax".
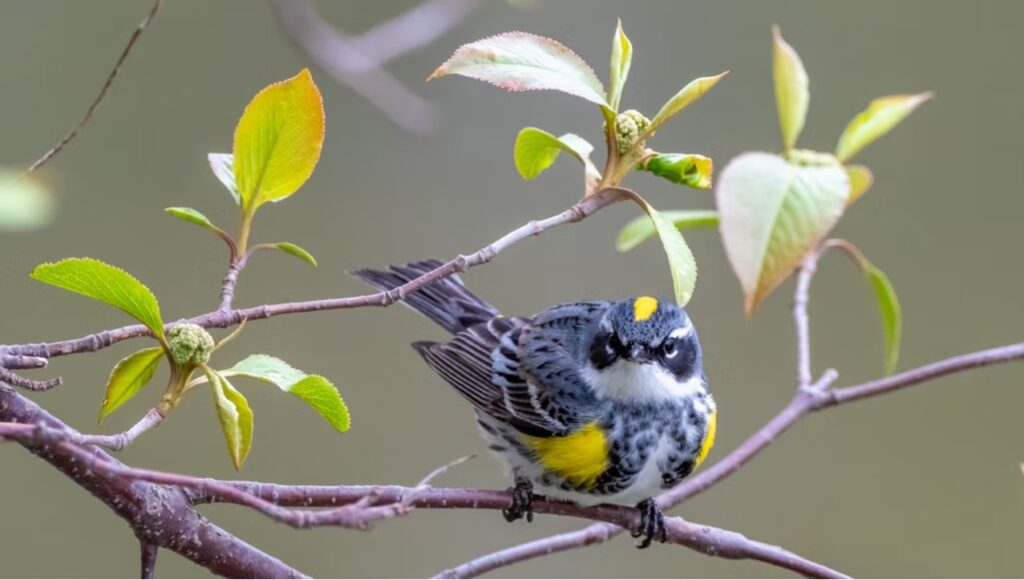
[{"xmin": 353, "ymin": 259, "xmax": 716, "ymax": 547}]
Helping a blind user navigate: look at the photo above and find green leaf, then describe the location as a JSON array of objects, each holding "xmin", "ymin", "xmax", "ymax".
[
  {"xmin": 267, "ymin": 242, "xmax": 317, "ymax": 268},
  {"xmin": 620, "ymin": 193, "xmax": 698, "ymax": 306},
  {"xmin": 716, "ymin": 152, "xmax": 849, "ymax": 314},
  {"xmin": 865, "ymin": 262, "xmax": 901, "ymax": 375},
  {"xmin": 217, "ymin": 355, "xmax": 349, "ymax": 432},
  {"xmin": 31, "ymin": 258, "xmax": 165, "ymax": 338},
  {"xmin": 514, "ymin": 127, "xmax": 595, "ymax": 180},
  {"xmin": 99, "ymin": 347, "xmax": 164, "ymax": 422},
  {"xmin": 428, "ymin": 32, "xmax": 607, "ymax": 106},
  {"xmin": 772, "ymin": 26, "xmax": 809, "ymax": 152},
  {"xmin": 205, "ymin": 366, "xmax": 254, "ymax": 470},
  {"xmin": 165, "ymin": 207, "xmax": 217, "ymax": 230},
  {"xmin": 835, "ymin": 92, "xmax": 933, "ymax": 162},
  {"xmin": 845, "ymin": 164, "xmax": 874, "ymax": 205},
  {"xmin": 647, "ymin": 71, "xmax": 729, "ymax": 135},
  {"xmin": 831, "ymin": 243, "xmax": 902, "ymax": 375},
  {"xmin": 0, "ymin": 171, "xmax": 54, "ymax": 232},
  {"xmin": 640, "ymin": 153, "xmax": 714, "ymax": 189},
  {"xmin": 608, "ymin": 19, "xmax": 633, "ymax": 111},
  {"xmin": 207, "ymin": 153, "xmax": 239, "ymax": 205},
  {"xmin": 289, "ymin": 376, "xmax": 351, "ymax": 432},
  {"xmin": 617, "ymin": 210, "xmax": 719, "ymax": 252},
  {"xmin": 233, "ymin": 69, "xmax": 325, "ymax": 210}
]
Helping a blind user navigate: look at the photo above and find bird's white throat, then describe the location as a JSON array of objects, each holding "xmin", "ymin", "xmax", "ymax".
[{"xmin": 582, "ymin": 359, "xmax": 704, "ymax": 402}]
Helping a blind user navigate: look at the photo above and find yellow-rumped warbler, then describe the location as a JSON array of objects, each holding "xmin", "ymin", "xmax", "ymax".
[{"xmin": 355, "ymin": 260, "xmax": 716, "ymax": 547}]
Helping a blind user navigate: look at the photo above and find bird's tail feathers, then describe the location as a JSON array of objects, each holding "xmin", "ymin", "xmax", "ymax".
[{"xmin": 351, "ymin": 259, "xmax": 500, "ymax": 334}]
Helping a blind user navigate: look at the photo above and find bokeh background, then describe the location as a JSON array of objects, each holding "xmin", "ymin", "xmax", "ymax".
[{"xmin": 1, "ymin": 0, "xmax": 1022, "ymax": 577}]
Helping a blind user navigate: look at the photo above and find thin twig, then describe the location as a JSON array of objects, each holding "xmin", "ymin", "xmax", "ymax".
[
  {"xmin": 139, "ymin": 541, "xmax": 158, "ymax": 579},
  {"xmin": 0, "ymin": 367, "xmax": 62, "ymax": 391},
  {"xmin": 16, "ymin": 0, "xmax": 163, "ymax": 182},
  {"xmin": 271, "ymin": 0, "xmax": 482, "ymax": 133},
  {"xmin": 825, "ymin": 342, "xmax": 1024, "ymax": 406},
  {"xmin": 77, "ymin": 408, "xmax": 164, "ymax": 451},
  {"xmin": 272, "ymin": 0, "xmax": 444, "ymax": 134},
  {"xmin": 793, "ymin": 251, "xmax": 821, "ymax": 390},
  {"xmin": 0, "ymin": 353, "xmax": 48, "ymax": 370},
  {"xmin": 3, "ymin": 190, "xmax": 619, "ymax": 364},
  {"xmin": 218, "ymin": 257, "xmax": 247, "ymax": 312},
  {"xmin": 348, "ymin": 0, "xmax": 482, "ymax": 71}
]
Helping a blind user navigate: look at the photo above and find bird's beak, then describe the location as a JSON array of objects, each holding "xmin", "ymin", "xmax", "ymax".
[{"xmin": 627, "ymin": 344, "xmax": 652, "ymax": 363}]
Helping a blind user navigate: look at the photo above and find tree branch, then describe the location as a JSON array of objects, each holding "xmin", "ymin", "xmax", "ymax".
[
  {"xmin": 271, "ymin": 0, "xmax": 480, "ymax": 134},
  {"xmin": 0, "ymin": 419, "xmax": 846, "ymax": 578},
  {"xmin": 3, "ymin": 214, "xmax": 1021, "ymax": 577},
  {"xmin": 2, "ymin": 189, "xmax": 619, "ymax": 365},
  {"xmin": 16, "ymin": 0, "xmax": 163, "ymax": 182},
  {"xmin": 139, "ymin": 540, "xmax": 158, "ymax": 580},
  {"xmin": 793, "ymin": 252, "xmax": 820, "ymax": 390},
  {"xmin": 347, "ymin": 0, "xmax": 482, "ymax": 70},
  {"xmin": 218, "ymin": 256, "xmax": 246, "ymax": 312},
  {"xmin": 77, "ymin": 407, "xmax": 164, "ymax": 451},
  {"xmin": 0, "ymin": 386, "xmax": 308, "ymax": 579},
  {"xmin": 435, "ymin": 244, "xmax": 1024, "ymax": 577}
]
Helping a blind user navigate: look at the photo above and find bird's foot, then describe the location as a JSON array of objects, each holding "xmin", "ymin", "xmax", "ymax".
[
  {"xmin": 502, "ymin": 476, "xmax": 534, "ymax": 523},
  {"xmin": 631, "ymin": 498, "xmax": 667, "ymax": 549}
]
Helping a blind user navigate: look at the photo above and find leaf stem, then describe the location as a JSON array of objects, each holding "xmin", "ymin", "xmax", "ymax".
[{"xmin": 236, "ymin": 208, "xmax": 256, "ymax": 258}]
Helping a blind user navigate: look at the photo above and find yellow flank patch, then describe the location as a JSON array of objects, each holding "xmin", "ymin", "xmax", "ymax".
[
  {"xmin": 694, "ymin": 411, "xmax": 717, "ymax": 470},
  {"xmin": 524, "ymin": 422, "xmax": 608, "ymax": 490},
  {"xmin": 633, "ymin": 296, "xmax": 659, "ymax": 321}
]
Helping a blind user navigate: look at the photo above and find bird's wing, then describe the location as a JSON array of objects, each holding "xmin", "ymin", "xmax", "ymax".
[
  {"xmin": 414, "ymin": 311, "xmax": 602, "ymax": 438},
  {"xmin": 512, "ymin": 302, "xmax": 609, "ymax": 430}
]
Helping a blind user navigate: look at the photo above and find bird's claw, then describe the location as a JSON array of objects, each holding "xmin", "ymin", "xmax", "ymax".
[
  {"xmin": 631, "ymin": 498, "xmax": 667, "ymax": 549},
  {"xmin": 502, "ymin": 476, "xmax": 534, "ymax": 523}
]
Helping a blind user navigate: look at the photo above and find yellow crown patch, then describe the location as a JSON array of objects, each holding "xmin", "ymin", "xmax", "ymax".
[{"xmin": 633, "ymin": 296, "xmax": 658, "ymax": 321}]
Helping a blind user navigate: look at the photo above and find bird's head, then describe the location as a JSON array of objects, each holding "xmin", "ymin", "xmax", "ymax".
[{"xmin": 585, "ymin": 297, "xmax": 705, "ymax": 401}]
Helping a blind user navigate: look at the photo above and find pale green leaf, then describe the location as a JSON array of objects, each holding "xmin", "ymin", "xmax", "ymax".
[
  {"xmin": 640, "ymin": 153, "xmax": 714, "ymax": 189},
  {"xmin": 647, "ymin": 72, "xmax": 729, "ymax": 135},
  {"xmin": 608, "ymin": 19, "xmax": 633, "ymax": 111},
  {"xmin": 31, "ymin": 258, "xmax": 165, "ymax": 338},
  {"xmin": 556, "ymin": 133, "xmax": 595, "ymax": 160},
  {"xmin": 620, "ymin": 194, "xmax": 698, "ymax": 305},
  {"xmin": 207, "ymin": 153, "xmax": 239, "ymax": 205},
  {"xmin": 233, "ymin": 69, "xmax": 325, "ymax": 210},
  {"xmin": 835, "ymin": 92, "xmax": 933, "ymax": 162},
  {"xmin": 268, "ymin": 242, "xmax": 317, "ymax": 268},
  {"xmin": 0, "ymin": 171, "xmax": 54, "ymax": 232},
  {"xmin": 99, "ymin": 347, "xmax": 164, "ymax": 422},
  {"xmin": 617, "ymin": 210, "xmax": 719, "ymax": 252},
  {"xmin": 772, "ymin": 26, "xmax": 809, "ymax": 151},
  {"xmin": 865, "ymin": 262, "xmax": 901, "ymax": 375},
  {"xmin": 845, "ymin": 164, "xmax": 874, "ymax": 205},
  {"xmin": 205, "ymin": 367, "xmax": 254, "ymax": 470},
  {"xmin": 428, "ymin": 32, "xmax": 607, "ymax": 105},
  {"xmin": 513, "ymin": 127, "xmax": 595, "ymax": 180},
  {"xmin": 165, "ymin": 207, "xmax": 216, "ymax": 230},
  {"xmin": 217, "ymin": 355, "xmax": 349, "ymax": 432},
  {"xmin": 716, "ymin": 152, "xmax": 849, "ymax": 314},
  {"xmin": 832, "ymin": 244, "xmax": 903, "ymax": 375}
]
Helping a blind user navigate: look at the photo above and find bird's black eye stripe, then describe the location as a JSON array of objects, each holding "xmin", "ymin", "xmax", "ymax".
[
  {"xmin": 590, "ymin": 331, "xmax": 621, "ymax": 369},
  {"xmin": 608, "ymin": 333, "xmax": 628, "ymax": 356}
]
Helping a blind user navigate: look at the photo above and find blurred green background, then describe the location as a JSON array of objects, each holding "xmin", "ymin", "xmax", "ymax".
[{"xmin": 1, "ymin": 0, "xmax": 1022, "ymax": 577}]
